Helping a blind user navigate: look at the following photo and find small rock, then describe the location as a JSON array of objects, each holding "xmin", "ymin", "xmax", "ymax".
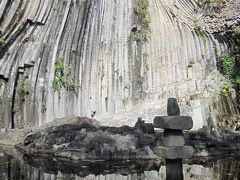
[
  {"xmin": 135, "ymin": 118, "xmax": 154, "ymax": 134},
  {"xmin": 167, "ymin": 98, "xmax": 180, "ymax": 116}
]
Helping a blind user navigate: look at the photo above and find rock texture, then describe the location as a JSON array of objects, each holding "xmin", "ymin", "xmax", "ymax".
[
  {"xmin": 15, "ymin": 117, "xmax": 240, "ymax": 161},
  {"xmin": 0, "ymin": 0, "xmax": 239, "ymax": 129},
  {"xmin": 1, "ymin": 149, "xmax": 239, "ymax": 180}
]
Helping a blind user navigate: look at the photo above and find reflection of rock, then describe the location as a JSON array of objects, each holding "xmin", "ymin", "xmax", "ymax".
[
  {"xmin": 23, "ymin": 155, "xmax": 161, "ymax": 177},
  {"xmin": 153, "ymin": 146, "xmax": 194, "ymax": 159},
  {"xmin": 1, "ymin": 150, "xmax": 239, "ymax": 180}
]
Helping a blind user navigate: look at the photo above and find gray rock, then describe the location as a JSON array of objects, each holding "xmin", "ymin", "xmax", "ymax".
[
  {"xmin": 153, "ymin": 146, "xmax": 194, "ymax": 159},
  {"xmin": 167, "ymin": 98, "xmax": 180, "ymax": 116},
  {"xmin": 154, "ymin": 116, "xmax": 193, "ymax": 130},
  {"xmin": 135, "ymin": 118, "xmax": 154, "ymax": 134},
  {"xmin": 162, "ymin": 130, "xmax": 185, "ymax": 146}
]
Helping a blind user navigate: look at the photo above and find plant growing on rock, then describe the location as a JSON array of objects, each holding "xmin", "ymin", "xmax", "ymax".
[
  {"xmin": 66, "ymin": 80, "xmax": 80, "ymax": 91},
  {"xmin": 52, "ymin": 58, "xmax": 64, "ymax": 92},
  {"xmin": 52, "ymin": 58, "xmax": 80, "ymax": 93},
  {"xmin": 220, "ymin": 82, "xmax": 232, "ymax": 96},
  {"xmin": 236, "ymin": 76, "xmax": 240, "ymax": 86},
  {"xmin": 41, "ymin": 101, "xmax": 47, "ymax": 113},
  {"xmin": 193, "ymin": 18, "xmax": 206, "ymax": 43},
  {"xmin": 200, "ymin": 0, "xmax": 227, "ymax": 10},
  {"xmin": 218, "ymin": 52, "xmax": 235, "ymax": 80},
  {"xmin": 17, "ymin": 76, "xmax": 29, "ymax": 101},
  {"xmin": 133, "ymin": 0, "xmax": 151, "ymax": 42}
]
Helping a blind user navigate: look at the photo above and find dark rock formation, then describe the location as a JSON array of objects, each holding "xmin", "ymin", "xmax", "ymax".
[
  {"xmin": 15, "ymin": 117, "xmax": 240, "ymax": 162},
  {"xmin": 167, "ymin": 98, "xmax": 180, "ymax": 116}
]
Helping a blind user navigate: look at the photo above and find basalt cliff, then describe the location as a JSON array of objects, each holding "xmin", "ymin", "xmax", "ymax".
[{"xmin": 0, "ymin": 0, "xmax": 239, "ymax": 130}]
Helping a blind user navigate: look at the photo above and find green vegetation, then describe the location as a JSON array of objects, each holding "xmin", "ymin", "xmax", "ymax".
[
  {"xmin": 66, "ymin": 80, "xmax": 80, "ymax": 91},
  {"xmin": 201, "ymin": 0, "xmax": 227, "ymax": 9},
  {"xmin": 137, "ymin": 75, "xmax": 144, "ymax": 85},
  {"xmin": 143, "ymin": 52, "xmax": 149, "ymax": 60},
  {"xmin": 220, "ymin": 82, "xmax": 231, "ymax": 96},
  {"xmin": 15, "ymin": 8, "xmax": 23, "ymax": 17},
  {"xmin": 133, "ymin": 0, "xmax": 151, "ymax": 41},
  {"xmin": 236, "ymin": 76, "xmax": 240, "ymax": 86},
  {"xmin": 41, "ymin": 101, "xmax": 47, "ymax": 113},
  {"xmin": 217, "ymin": 52, "xmax": 240, "ymax": 97},
  {"xmin": 52, "ymin": 58, "xmax": 64, "ymax": 92},
  {"xmin": 52, "ymin": 58, "xmax": 80, "ymax": 93},
  {"xmin": 193, "ymin": 18, "xmax": 206, "ymax": 43},
  {"xmin": 17, "ymin": 76, "xmax": 29, "ymax": 100},
  {"xmin": 218, "ymin": 53, "xmax": 235, "ymax": 79}
]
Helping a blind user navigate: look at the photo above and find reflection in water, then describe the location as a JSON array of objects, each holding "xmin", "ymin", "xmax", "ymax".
[
  {"xmin": 0, "ymin": 152, "xmax": 239, "ymax": 180},
  {"xmin": 166, "ymin": 159, "xmax": 183, "ymax": 180}
]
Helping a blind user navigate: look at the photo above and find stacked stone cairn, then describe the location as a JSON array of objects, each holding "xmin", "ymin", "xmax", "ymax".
[{"xmin": 153, "ymin": 98, "xmax": 194, "ymax": 179}]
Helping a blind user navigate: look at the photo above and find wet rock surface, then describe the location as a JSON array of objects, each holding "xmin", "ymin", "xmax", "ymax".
[{"xmin": 15, "ymin": 117, "xmax": 240, "ymax": 161}]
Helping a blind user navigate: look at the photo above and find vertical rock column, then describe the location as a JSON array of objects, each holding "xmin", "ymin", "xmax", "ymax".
[{"xmin": 153, "ymin": 98, "xmax": 194, "ymax": 179}]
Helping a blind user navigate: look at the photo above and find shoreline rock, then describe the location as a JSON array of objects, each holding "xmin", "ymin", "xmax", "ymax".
[{"xmin": 13, "ymin": 117, "xmax": 240, "ymax": 161}]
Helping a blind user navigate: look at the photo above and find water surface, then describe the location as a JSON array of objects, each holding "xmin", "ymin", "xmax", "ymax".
[{"xmin": 0, "ymin": 151, "xmax": 239, "ymax": 180}]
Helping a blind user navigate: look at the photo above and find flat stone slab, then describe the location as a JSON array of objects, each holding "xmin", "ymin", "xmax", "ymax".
[
  {"xmin": 153, "ymin": 146, "xmax": 194, "ymax": 159},
  {"xmin": 163, "ymin": 130, "xmax": 185, "ymax": 146},
  {"xmin": 154, "ymin": 116, "xmax": 193, "ymax": 130}
]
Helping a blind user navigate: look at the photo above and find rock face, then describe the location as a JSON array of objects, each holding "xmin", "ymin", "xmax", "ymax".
[{"xmin": 0, "ymin": 0, "xmax": 239, "ymax": 130}]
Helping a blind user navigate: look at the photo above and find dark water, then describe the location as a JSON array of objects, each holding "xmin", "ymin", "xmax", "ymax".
[{"xmin": 0, "ymin": 151, "xmax": 239, "ymax": 180}]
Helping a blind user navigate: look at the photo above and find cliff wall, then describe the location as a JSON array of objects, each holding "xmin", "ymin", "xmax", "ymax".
[{"xmin": 0, "ymin": 0, "xmax": 239, "ymax": 129}]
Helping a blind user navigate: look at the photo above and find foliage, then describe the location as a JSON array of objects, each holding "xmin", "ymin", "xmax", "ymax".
[
  {"xmin": 193, "ymin": 18, "xmax": 206, "ymax": 43},
  {"xmin": 137, "ymin": 75, "xmax": 144, "ymax": 85},
  {"xmin": 143, "ymin": 52, "xmax": 149, "ymax": 60},
  {"xmin": 236, "ymin": 76, "xmax": 240, "ymax": 86},
  {"xmin": 17, "ymin": 76, "xmax": 29, "ymax": 100},
  {"xmin": 41, "ymin": 101, "xmax": 47, "ymax": 113},
  {"xmin": 201, "ymin": 0, "xmax": 227, "ymax": 9},
  {"xmin": 66, "ymin": 80, "xmax": 80, "ymax": 91},
  {"xmin": 133, "ymin": 0, "xmax": 151, "ymax": 42},
  {"xmin": 52, "ymin": 58, "xmax": 80, "ymax": 93},
  {"xmin": 218, "ymin": 53, "xmax": 235, "ymax": 79},
  {"xmin": 220, "ymin": 82, "xmax": 232, "ymax": 96},
  {"xmin": 52, "ymin": 58, "xmax": 64, "ymax": 92}
]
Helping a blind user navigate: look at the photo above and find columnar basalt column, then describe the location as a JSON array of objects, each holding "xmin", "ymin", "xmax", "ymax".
[{"xmin": 153, "ymin": 98, "xmax": 194, "ymax": 180}]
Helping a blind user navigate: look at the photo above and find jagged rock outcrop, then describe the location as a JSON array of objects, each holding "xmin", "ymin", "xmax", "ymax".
[
  {"xmin": 0, "ymin": 0, "xmax": 239, "ymax": 129},
  {"xmin": 15, "ymin": 117, "xmax": 240, "ymax": 161}
]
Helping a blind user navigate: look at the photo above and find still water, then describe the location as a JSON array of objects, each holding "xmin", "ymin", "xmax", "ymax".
[{"xmin": 0, "ymin": 151, "xmax": 239, "ymax": 180}]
